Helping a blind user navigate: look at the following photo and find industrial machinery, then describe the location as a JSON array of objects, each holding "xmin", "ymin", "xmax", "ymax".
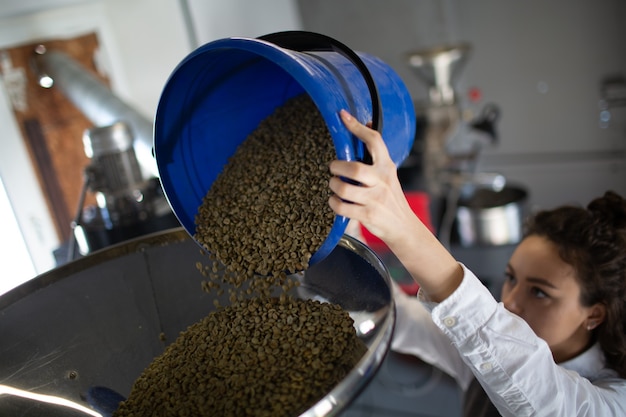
[
  {"xmin": 70, "ymin": 121, "xmax": 178, "ymax": 257},
  {"xmin": 31, "ymin": 45, "xmax": 179, "ymax": 261},
  {"xmin": 398, "ymin": 43, "xmax": 527, "ymax": 249},
  {"xmin": 399, "ymin": 42, "xmax": 499, "ymax": 196}
]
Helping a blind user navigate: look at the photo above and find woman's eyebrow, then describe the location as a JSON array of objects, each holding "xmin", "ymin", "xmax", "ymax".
[
  {"xmin": 527, "ymin": 277, "xmax": 558, "ymax": 289},
  {"xmin": 507, "ymin": 263, "xmax": 559, "ymax": 289}
]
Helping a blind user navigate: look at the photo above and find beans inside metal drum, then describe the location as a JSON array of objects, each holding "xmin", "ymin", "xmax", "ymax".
[
  {"xmin": 194, "ymin": 94, "xmax": 336, "ymax": 279},
  {"xmin": 113, "ymin": 297, "xmax": 367, "ymax": 417}
]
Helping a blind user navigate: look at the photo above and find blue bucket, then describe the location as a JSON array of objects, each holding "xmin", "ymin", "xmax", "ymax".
[{"xmin": 154, "ymin": 31, "xmax": 415, "ymax": 267}]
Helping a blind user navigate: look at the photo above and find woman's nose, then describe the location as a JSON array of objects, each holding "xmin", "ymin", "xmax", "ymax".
[{"xmin": 501, "ymin": 286, "xmax": 523, "ymax": 315}]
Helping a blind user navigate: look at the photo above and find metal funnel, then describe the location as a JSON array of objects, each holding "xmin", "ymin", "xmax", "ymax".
[{"xmin": 407, "ymin": 43, "xmax": 471, "ymax": 106}]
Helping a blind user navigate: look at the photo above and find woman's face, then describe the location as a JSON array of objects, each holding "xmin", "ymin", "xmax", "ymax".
[{"xmin": 501, "ymin": 235, "xmax": 600, "ymax": 362}]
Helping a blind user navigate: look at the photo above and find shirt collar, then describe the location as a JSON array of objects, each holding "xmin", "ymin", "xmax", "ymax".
[{"xmin": 560, "ymin": 342, "xmax": 617, "ymax": 381}]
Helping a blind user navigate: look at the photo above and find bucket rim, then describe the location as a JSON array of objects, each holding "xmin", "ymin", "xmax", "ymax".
[{"xmin": 159, "ymin": 35, "xmax": 374, "ymax": 162}]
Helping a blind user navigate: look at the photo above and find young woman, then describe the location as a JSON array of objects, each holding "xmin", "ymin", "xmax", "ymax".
[{"xmin": 328, "ymin": 110, "xmax": 626, "ymax": 416}]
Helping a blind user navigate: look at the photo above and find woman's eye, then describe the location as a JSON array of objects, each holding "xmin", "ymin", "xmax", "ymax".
[
  {"xmin": 504, "ymin": 272, "xmax": 515, "ymax": 284},
  {"xmin": 531, "ymin": 287, "xmax": 549, "ymax": 299}
]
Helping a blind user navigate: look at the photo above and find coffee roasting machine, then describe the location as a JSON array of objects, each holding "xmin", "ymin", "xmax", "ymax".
[
  {"xmin": 398, "ymin": 43, "xmax": 529, "ymax": 251},
  {"xmin": 399, "ymin": 43, "xmax": 500, "ymax": 196},
  {"xmin": 31, "ymin": 45, "xmax": 180, "ymax": 262}
]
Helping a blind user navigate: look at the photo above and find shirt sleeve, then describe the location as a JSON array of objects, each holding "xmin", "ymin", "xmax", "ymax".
[
  {"xmin": 428, "ymin": 264, "xmax": 626, "ymax": 417},
  {"xmin": 390, "ymin": 280, "xmax": 476, "ymax": 390}
]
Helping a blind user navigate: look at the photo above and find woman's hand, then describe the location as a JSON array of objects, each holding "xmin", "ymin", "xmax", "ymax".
[
  {"xmin": 328, "ymin": 110, "xmax": 463, "ymax": 302},
  {"xmin": 328, "ymin": 110, "xmax": 417, "ymax": 246}
]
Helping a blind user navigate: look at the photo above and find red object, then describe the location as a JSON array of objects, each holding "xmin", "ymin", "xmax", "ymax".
[
  {"xmin": 468, "ymin": 86, "xmax": 482, "ymax": 103},
  {"xmin": 399, "ymin": 282, "xmax": 421, "ymax": 296},
  {"xmin": 360, "ymin": 191, "xmax": 434, "ymax": 247},
  {"xmin": 359, "ymin": 191, "xmax": 432, "ymax": 296}
]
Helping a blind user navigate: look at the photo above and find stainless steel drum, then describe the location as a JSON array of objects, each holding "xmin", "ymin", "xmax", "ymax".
[
  {"xmin": 0, "ymin": 228, "xmax": 394, "ymax": 417},
  {"xmin": 455, "ymin": 184, "xmax": 528, "ymax": 247}
]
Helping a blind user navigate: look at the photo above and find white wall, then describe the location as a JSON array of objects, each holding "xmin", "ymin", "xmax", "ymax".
[
  {"xmin": 186, "ymin": 0, "xmax": 302, "ymax": 46},
  {"xmin": 457, "ymin": 0, "xmax": 626, "ymax": 209},
  {"xmin": 0, "ymin": 176, "xmax": 36, "ymax": 295},
  {"xmin": 99, "ymin": 0, "xmax": 191, "ymax": 117},
  {"xmin": 0, "ymin": 81, "xmax": 56, "ymax": 276}
]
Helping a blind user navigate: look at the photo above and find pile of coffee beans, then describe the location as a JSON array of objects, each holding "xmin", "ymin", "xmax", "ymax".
[
  {"xmin": 194, "ymin": 94, "xmax": 336, "ymax": 279},
  {"xmin": 112, "ymin": 95, "xmax": 367, "ymax": 417},
  {"xmin": 113, "ymin": 297, "xmax": 366, "ymax": 417}
]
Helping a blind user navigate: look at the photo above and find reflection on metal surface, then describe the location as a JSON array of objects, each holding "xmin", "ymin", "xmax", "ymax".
[
  {"xmin": 311, "ymin": 396, "xmax": 334, "ymax": 415},
  {"xmin": 0, "ymin": 385, "xmax": 102, "ymax": 417},
  {"xmin": 357, "ymin": 319, "xmax": 376, "ymax": 336}
]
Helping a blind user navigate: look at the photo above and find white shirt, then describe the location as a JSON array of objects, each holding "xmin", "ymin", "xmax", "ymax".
[{"xmin": 390, "ymin": 264, "xmax": 626, "ymax": 417}]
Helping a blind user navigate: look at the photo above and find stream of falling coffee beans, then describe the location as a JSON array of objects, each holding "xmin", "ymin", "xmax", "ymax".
[{"xmin": 113, "ymin": 95, "xmax": 367, "ymax": 417}]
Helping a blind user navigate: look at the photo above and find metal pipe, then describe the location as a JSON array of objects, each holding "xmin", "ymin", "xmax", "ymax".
[{"xmin": 31, "ymin": 45, "xmax": 158, "ymax": 179}]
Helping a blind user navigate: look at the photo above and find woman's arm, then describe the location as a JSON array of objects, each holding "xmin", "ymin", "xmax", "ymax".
[{"xmin": 329, "ymin": 110, "xmax": 462, "ymax": 302}]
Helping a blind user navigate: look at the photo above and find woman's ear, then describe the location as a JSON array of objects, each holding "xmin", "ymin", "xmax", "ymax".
[{"xmin": 586, "ymin": 303, "xmax": 607, "ymax": 331}]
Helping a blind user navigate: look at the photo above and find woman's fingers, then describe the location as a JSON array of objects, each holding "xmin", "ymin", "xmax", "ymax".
[
  {"xmin": 339, "ymin": 110, "xmax": 390, "ymax": 165},
  {"xmin": 329, "ymin": 109, "xmax": 399, "ymax": 210},
  {"xmin": 329, "ymin": 109, "xmax": 414, "ymax": 238},
  {"xmin": 328, "ymin": 184, "xmax": 384, "ymax": 227},
  {"xmin": 328, "ymin": 174, "xmax": 372, "ymax": 204},
  {"xmin": 328, "ymin": 159, "xmax": 376, "ymax": 188}
]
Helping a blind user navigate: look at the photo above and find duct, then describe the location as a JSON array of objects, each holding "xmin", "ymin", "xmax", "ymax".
[{"xmin": 31, "ymin": 45, "xmax": 158, "ymax": 179}]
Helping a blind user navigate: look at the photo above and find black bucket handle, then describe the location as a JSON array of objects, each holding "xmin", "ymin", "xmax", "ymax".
[{"xmin": 259, "ymin": 31, "xmax": 382, "ymax": 163}]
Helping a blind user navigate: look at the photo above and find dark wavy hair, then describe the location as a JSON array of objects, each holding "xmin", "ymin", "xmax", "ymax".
[{"xmin": 524, "ymin": 191, "xmax": 626, "ymax": 377}]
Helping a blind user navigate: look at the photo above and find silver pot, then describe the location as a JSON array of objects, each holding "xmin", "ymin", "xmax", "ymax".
[{"xmin": 455, "ymin": 184, "xmax": 528, "ymax": 247}]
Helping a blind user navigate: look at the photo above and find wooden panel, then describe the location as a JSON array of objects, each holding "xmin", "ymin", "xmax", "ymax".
[
  {"xmin": 1, "ymin": 33, "xmax": 105, "ymax": 241},
  {"xmin": 22, "ymin": 118, "xmax": 72, "ymax": 234}
]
